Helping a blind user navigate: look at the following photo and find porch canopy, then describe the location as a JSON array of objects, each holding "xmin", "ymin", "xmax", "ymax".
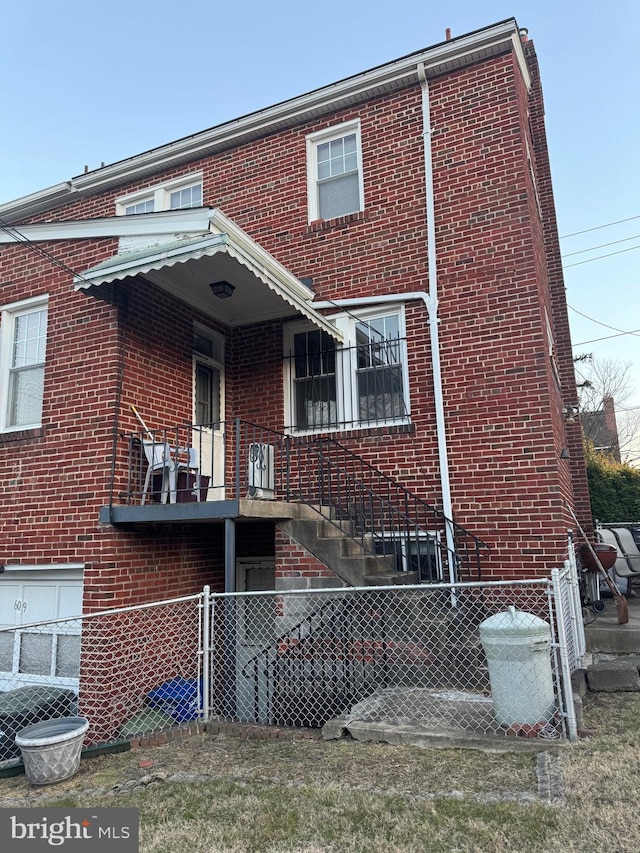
[{"xmin": 73, "ymin": 208, "xmax": 342, "ymax": 341}]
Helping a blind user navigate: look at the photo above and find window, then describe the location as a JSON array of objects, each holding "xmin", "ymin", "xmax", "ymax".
[
  {"xmin": 293, "ymin": 329, "xmax": 338, "ymax": 430},
  {"xmin": 285, "ymin": 308, "xmax": 409, "ymax": 432},
  {"xmin": 307, "ymin": 121, "xmax": 363, "ymax": 221},
  {"xmin": 124, "ymin": 198, "xmax": 155, "ymax": 216},
  {"xmin": 0, "ymin": 297, "xmax": 48, "ymax": 431},
  {"xmin": 116, "ymin": 173, "xmax": 203, "ymax": 215},
  {"xmin": 356, "ymin": 314, "xmax": 405, "ymax": 423},
  {"xmin": 374, "ymin": 533, "xmax": 442, "ymax": 582},
  {"xmin": 169, "ymin": 183, "xmax": 202, "ymax": 210},
  {"xmin": 193, "ymin": 328, "xmax": 223, "ymax": 426}
]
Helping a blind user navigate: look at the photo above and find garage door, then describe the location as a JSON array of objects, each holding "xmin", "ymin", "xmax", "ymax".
[{"xmin": 0, "ymin": 567, "xmax": 83, "ymax": 692}]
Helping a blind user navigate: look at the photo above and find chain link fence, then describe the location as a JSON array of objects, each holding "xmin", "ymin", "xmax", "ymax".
[
  {"xmin": 1, "ymin": 567, "xmax": 583, "ymax": 769},
  {"xmin": 0, "ymin": 595, "xmax": 202, "ymax": 769},
  {"xmin": 206, "ymin": 572, "xmax": 580, "ymax": 742}
]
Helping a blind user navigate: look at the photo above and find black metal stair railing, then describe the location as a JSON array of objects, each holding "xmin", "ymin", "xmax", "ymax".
[
  {"xmin": 281, "ymin": 431, "xmax": 487, "ymax": 584},
  {"xmin": 230, "ymin": 421, "xmax": 487, "ymax": 584},
  {"xmin": 119, "ymin": 419, "xmax": 486, "ymax": 581},
  {"xmin": 239, "ymin": 592, "xmax": 390, "ymax": 727}
]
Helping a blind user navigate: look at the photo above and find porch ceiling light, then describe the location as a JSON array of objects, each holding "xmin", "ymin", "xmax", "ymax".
[{"xmin": 209, "ymin": 280, "xmax": 235, "ymax": 299}]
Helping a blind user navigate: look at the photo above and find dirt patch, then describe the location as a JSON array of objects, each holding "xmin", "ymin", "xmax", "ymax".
[{"xmin": 0, "ymin": 729, "xmax": 537, "ymax": 807}]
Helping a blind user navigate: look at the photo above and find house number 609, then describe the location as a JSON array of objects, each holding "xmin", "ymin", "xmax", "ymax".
[{"xmin": 14, "ymin": 600, "xmax": 27, "ymax": 611}]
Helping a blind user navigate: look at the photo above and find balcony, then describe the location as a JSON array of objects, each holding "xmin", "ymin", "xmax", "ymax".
[
  {"xmin": 101, "ymin": 420, "xmax": 297, "ymax": 526},
  {"xmin": 101, "ymin": 419, "xmax": 486, "ymax": 585}
]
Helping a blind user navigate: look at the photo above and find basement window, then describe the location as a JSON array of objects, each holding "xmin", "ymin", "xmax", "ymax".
[{"xmin": 374, "ymin": 533, "xmax": 442, "ymax": 582}]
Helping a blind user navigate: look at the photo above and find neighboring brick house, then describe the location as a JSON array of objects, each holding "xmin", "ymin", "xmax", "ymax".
[
  {"xmin": 582, "ymin": 396, "xmax": 621, "ymax": 461},
  {"xmin": 0, "ymin": 19, "xmax": 589, "ymax": 697}
]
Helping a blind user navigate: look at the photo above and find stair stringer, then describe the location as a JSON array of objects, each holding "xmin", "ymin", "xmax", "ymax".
[{"xmin": 278, "ymin": 506, "xmax": 418, "ymax": 587}]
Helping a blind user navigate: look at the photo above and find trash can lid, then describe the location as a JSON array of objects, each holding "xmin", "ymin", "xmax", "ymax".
[{"xmin": 479, "ymin": 605, "xmax": 550, "ymax": 638}]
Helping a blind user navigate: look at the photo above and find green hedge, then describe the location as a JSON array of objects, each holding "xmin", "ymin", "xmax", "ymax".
[{"xmin": 586, "ymin": 443, "xmax": 640, "ymax": 522}]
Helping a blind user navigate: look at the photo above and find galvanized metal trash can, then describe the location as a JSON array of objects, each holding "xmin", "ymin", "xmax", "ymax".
[{"xmin": 479, "ymin": 606, "xmax": 556, "ymax": 727}]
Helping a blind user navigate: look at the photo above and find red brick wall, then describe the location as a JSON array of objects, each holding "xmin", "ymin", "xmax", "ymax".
[
  {"xmin": 523, "ymin": 38, "xmax": 592, "ymax": 537},
  {"xmin": 275, "ymin": 529, "xmax": 338, "ymax": 582},
  {"xmin": 0, "ymin": 42, "xmax": 585, "ymax": 594}
]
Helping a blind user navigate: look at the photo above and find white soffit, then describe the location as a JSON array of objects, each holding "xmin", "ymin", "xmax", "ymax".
[
  {"xmin": 0, "ymin": 19, "xmax": 526, "ymax": 222},
  {"xmin": 73, "ymin": 212, "xmax": 342, "ymax": 342}
]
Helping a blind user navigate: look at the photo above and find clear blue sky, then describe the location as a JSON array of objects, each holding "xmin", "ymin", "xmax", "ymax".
[{"xmin": 2, "ymin": 1, "xmax": 639, "ymax": 413}]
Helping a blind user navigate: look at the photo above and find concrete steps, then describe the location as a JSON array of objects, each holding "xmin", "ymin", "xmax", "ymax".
[{"xmin": 280, "ymin": 506, "xmax": 420, "ymax": 588}]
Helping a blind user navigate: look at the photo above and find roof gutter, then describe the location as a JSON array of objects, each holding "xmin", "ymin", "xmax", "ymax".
[{"xmin": 0, "ymin": 19, "xmax": 528, "ymax": 223}]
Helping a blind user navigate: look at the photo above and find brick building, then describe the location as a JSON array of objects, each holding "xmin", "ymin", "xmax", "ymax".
[{"xmin": 0, "ymin": 19, "xmax": 589, "ymax": 694}]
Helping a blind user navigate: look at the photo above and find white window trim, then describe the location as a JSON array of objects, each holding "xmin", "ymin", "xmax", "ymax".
[
  {"xmin": 116, "ymin": 172, "xmax": 203, "ymax": 215},
  {"xmin": 0, "ymin": 294, "xmax": 49, "ymax": 433},
  {"xmin": 284, "ymin": 305, "xmax": 410, "ymax": 434},
  {"xmin": 306, "ymin": 120, "xmax": 364, "ymax": 223}
]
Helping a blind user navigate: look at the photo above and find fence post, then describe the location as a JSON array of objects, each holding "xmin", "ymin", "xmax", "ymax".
[
  {"xmin": 202, "ymin": 585, "xmax": 211, "ymax": 723},
  {"xmin": 551, "ymin": 568, "xmax": 578, "ymax": 742},
  {"xmin": 566, "ymin": 532, "xmax": 587, "ymax": 668}
]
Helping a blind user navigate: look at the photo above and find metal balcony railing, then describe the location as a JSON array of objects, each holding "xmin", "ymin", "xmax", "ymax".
[{"xmin": 117, "ymin": 419, "xmax": 487, "ymax": 582}]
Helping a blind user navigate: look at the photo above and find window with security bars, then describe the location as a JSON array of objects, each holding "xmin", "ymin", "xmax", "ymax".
[
  {"xmin": 356, "ymin": 314, "xmax": 405, "ymax": 423},
  {"xmin": 293, "ymin": 329, "xmax": 338, "ymax": 430},
  {"xmin": 374, "ymin": 534, "xmax": 442, "ymax": 582},
  {"xmin": 285, "ymin": 309, "xmax": 409, "ymax": 432},
  {"xmin": 307, "ymin": 122, "xmax": 363, "ymax": 221},
  {"xmin": 0, "ymin": 299, "xmax": 48, "ymax": 430}
]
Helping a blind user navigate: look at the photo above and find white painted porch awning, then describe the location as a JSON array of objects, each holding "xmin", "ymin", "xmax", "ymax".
[{"xmin": 73, "ymin": 210, "xmax": 342, "ymax": 341}]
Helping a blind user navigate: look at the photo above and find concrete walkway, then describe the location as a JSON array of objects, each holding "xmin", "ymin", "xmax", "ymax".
[{"xmin": 584, "ymin": 594, "xmax": 640, "ymax": 654}]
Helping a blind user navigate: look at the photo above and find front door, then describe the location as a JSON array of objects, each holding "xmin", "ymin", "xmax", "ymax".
[{"xmin": 193, "ymin": 327, "xmax": 225, "ymax": 500}]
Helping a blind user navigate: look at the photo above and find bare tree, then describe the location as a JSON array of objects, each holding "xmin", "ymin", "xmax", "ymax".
[{"xmin": 575, "ymin": 356, "xmax": 640, "ymax": 464}]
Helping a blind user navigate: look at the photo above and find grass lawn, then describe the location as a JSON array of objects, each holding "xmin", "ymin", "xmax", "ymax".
[{"xmin": 2, "ymin": 692, "xmax": 639, "ymax": 852}]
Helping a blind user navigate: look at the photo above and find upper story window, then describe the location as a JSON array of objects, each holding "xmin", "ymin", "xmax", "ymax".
[
  {"xmin": 284, "ymin": 307, "xmax": 409, "ymax": 433},
  {"xmin": 307, "ymin": 121, "xmax": 363, "ymax": 222},
  {"xmin": 0, "ymin": 296, "xmax": 48, "ymax": 431},
  {"xmin": 116, "ymin": 173, "xmax": 203, "ymax": 215}
]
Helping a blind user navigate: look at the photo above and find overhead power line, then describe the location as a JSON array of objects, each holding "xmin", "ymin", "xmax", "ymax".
[
  {"xmin": 562, "ymin": 233, "xmax": 640, "ymax": 258},
  {"xmin": 563, "ymin": 243, "xmax": 640, "ymax": 269},
  {"xmin": 560, "ymin": 214, "xmax": 640, "ymax": 240},
  {"xmin": 568, "ymin": 304, "xmax": 640, "ymax": 341},
  {"xmin": 573, "ymin": 329, "xmax": 640, "ymax": 346},
  {"xmin": 0, "ymin": 218, "xmax": 92, "ymax": 287}
]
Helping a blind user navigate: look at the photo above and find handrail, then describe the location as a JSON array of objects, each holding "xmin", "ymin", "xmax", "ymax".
[
  {"xmin": 318, "ymin": 435, "xmax": 487, "ymax": 551},
  {"xmin": 119, "ymin": 418, "xmax": 486, "ymax": 581}
]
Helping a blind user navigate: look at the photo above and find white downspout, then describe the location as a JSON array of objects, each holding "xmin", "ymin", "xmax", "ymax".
[
  {"xmin": 310, "ymin": 65, "xmax": 458, "ymax": 594},
  {"xmin": 417, "ymin": 62, "xmax": 458, "ymax": 595}
]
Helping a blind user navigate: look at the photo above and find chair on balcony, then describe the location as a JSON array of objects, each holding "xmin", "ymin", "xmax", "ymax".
[{"xmin": 141, "ymin": 441, "xmax": 200, "ymax": 504}]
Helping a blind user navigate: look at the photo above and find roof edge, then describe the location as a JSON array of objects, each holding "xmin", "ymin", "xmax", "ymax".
[{"xmin": 0, "ymin": 19, "xmax": 527, "ymax": 224}]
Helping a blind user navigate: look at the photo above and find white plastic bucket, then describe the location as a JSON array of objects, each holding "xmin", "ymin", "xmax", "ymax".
[{"xmin": 15, "ymin": 717, "xmax": 89, "ymax": 785}]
